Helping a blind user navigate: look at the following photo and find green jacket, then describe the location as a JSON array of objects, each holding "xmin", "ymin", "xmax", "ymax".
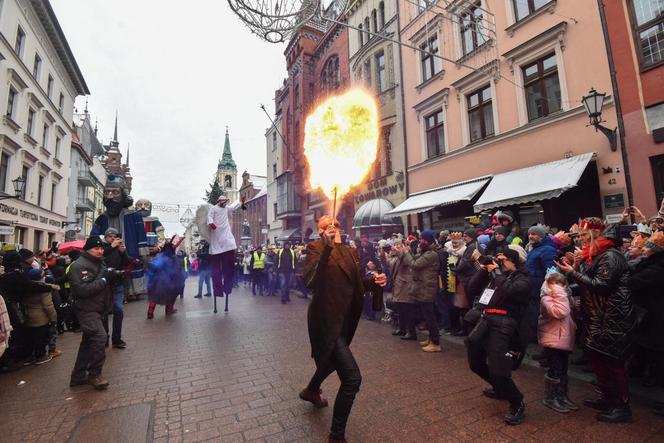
[{"xmin": 403, "ymin": 245, "xmax": 439, "ymax": 303}]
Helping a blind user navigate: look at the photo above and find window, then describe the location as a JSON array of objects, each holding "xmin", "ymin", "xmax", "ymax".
[
  {"xmin": 365, "ymin": 17, "xmax": 371, "ymax": 39},
  {"xmin": 273, "ymin": 202, "xmax": 278, "ymax": 220},
  {"xmin": 364, "ymin": 59, "xmax": 372, "ymax": 86},
  {"xmin": 467, "ymin": 85, "xmax": 494, "ymax": 142},
  {"xmin": 47, "ymin": 75, "xmax": 54, "ymax": 98},
  {"xmin": 320, "ymin": 56, "xmax": 340, "ymax": 95},
  {"xmin": 58, "ymin": 93, "xmax": 64, "ymax": 113},
  {"xmin": 425, "ymin": 109, "xmax": 445, "ymax": 158},
  {"xmin": 372, "ymin": 9, "xmax": 378, "ymax": 33},
  {"xmin": 379, "ymin": 2, "xmax": 386, "ymax": 29},
  {"xmin": 37, "ymin": 175, "xmax": 44, "ymax": 206},
  {"xmin": 14, "ymin": 26, "xmax": 25, "ymax": 56},
  {"xmin": 376, "ymin": 51, "xmax": 387, "ymax": 92},
  {"xmin": 513, "ymin": 0, "xmax": 552, "ymax": 21},
  {"xmin": 27, "ymin": 108, "xmax": 36, "ymax": 136},
  {"xmin": 55, "ymin": 136, "xmax": 61, "ymax": 159},
  {"xmin": 522, "ymin": 53, "xmax": 561, "ymax": 121},
  {"xmin": 42, "ymin": 124, "xmax": 49, "ymax": 149},
  {"xmin": 6, "ymin": 87, "xmax": 18, "ymax": 119},
  {"xmin": 272, "ymin": 163, "xmax": 277, "ymax": 177},
  {"xmin": 0, "ymin": 153, "xmax": 8, "ymax": 193},
  {"xmin": 460, "ymin": 1, "xmax": 487, "ymax": 56},
  {"xmin": 630, "ymin": 0, "xmax": 664, "ymax": 67},
  {"xmin": 34, "ymin": 230, "xmax": 43, "ymax": 251},
  {"xmin": 33, "ymin": 53, "xmax": 41, "ymax": 80},
  {"xmin": 20, "ymin": 165, "xmax": 29, "ymax": 200},
  {"xmin": 272, "ymin": 131, "xmax": 277, "ymax": 151},
  {"xmin": 420, "ymin": 35, "xmax": 442, "ymax": 82},
  {"xmin": 294, "ymin": 84, "xmax": 300, "ymax": 109},
  {"xmin": 358, "ymin": 24, "xmax": 364, "ymax": 46},
  {"xmin": 50, "ymin": 183, "xmax": 56, "ymax": 211}
]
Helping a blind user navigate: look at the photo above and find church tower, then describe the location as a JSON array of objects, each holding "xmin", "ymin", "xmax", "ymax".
[{"xmin": 216, "ymin": 127, "xmax": 238, "ymax": 202}]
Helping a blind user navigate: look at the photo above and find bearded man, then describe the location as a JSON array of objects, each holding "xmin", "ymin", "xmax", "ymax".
[
  {"xmin": 90, "ymin": 175, "xmax": 148, "ymax": 297},
  {"xmin": 135, "ymin": 198, "xmax": 166, "ymax": 252},
  {"xmin": 299, "ymin": 215, "xmax": 386, "ymax": 443}
]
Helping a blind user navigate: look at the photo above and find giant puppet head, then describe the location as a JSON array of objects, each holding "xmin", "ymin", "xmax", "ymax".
[
  {"xmin": 103, "ymin": 175, "xmax": 132, "ymax": 217},
  {"xmin": 135, "ymin": 198, "xmax": 153, "ymax": 218}
]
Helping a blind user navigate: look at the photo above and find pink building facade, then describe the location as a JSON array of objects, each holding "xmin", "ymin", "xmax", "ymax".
[{"xmin": 393, "ymin": 0, "xmax": 630, "ymax": 233}]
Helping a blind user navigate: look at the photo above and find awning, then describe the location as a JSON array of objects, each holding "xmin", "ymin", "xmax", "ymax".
[
  {"xmin": 352, "ymin": 199, "xmax": 403, "ymax": 229},
  {"xmin": 276, "ymin": 228, "xmax": 301, "ymax": 242},
  {"xmin": 473, "ymin": 153, "xmax": 594, "ymax": 212},
  {"xmin": 386, "ymin": 177, "xmax": 491, "ymax": 217}
]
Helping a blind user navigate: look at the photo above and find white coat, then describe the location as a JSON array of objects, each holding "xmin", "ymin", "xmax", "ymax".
[{"xmin": 207, "ymin": 200, "xmax": 242, "ymax": 255}]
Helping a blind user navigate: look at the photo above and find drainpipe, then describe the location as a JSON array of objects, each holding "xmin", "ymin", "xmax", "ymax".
[
  {"xmin": 396, "ymin": 6, "xmax": 410, "ymax": 234},
  {"xmin": 597, "ymin": 0, "xmax": 634, "ymax": 208}
]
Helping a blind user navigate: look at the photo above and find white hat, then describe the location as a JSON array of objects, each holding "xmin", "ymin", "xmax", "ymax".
[{"xmin": 217, "ymin": 195, "xmax": 229, "ymax": 203}]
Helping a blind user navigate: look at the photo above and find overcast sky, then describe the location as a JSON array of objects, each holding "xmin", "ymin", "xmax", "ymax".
[{"xmin": 50, "ymin": 0, "xmax": 287, "ymax": 235}]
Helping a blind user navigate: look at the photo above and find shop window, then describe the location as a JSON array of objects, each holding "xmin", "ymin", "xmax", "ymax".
[
  {"xmin": 629, "ymin": 0, "xmax": 664, "ymax": 68},
  {"xmin": 467, "ymin": 85, "xmax": 494, "ymax": 142},
  {"xmin": 522, "ymin": 53, "xmax": 561, "ymax": 121},
  {"xmin": 513, "ymin": 0, "xmax": 553, "ymax": 22},
  {"xmin": 420, "ymin": 34, "xmax": 442, "ymax": 82},
  {"xmin": 425, "ymin": 109, "xmax": 445, "ymax": 158},
  {"xmin": 460, "ymin": 1, "xmax": 487, "ymax": 56}
]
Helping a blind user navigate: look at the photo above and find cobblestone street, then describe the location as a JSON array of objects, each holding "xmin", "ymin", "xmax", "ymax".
[{"xmin": 1, "ymin": 279, "xmax": 663, "ymax": 443}]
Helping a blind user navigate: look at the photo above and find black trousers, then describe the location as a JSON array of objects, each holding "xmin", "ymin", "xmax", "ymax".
[
  {"xmin": 418, "ymin": 301, "xmax": 440, "ymax": 345},
  {"xmin": 467, "ymin": 316, "xmax": 523, "ymax": 407},
  {"xmin": 251, "ymin": 270, "xmax": 265, "ymax": 295},
  {"xmin": 545, "ymin": 348, "xmax": 569, "ymax": 379},
  {"xmin": 71, "ymin": 310, "xmax": 107, "ymax": 380},
  {"xmin": 307, "ymin": 335, "xmax": 362, "ymax": 440},
  {"xmin": 210, "ymin": 250, "xmax": 236, "ymax": 297},
  {"xmin": 396, "ymin": 302, "xmax": 416, "ymax": 335},
  {"xmin": 26, "ymin": 325, "xmax": 50, "ymax": 359}
]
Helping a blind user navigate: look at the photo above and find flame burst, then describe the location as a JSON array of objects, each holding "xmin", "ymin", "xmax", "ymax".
[{"xmin": 304, "ymin": 89, "xmax": 379, "ymax": 201}]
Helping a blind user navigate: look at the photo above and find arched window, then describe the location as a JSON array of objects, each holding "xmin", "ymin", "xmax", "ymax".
[
  {"xmin": 320, "ymin": 55, "xmax": 340, "ymax": 96},
  {"xmin": 364, "ymin": 17, "xmax": 370, "ymax": 40},
  {"xmin": 379, "ymin": 2, "xmax": 385, "ymax": 29},
  {"xmin": 371, "ymin": 9, "xmax": 378, "ymax": 33},
  {"xmin": 358, "ymin": 24, "xmax": 364, "ymax": 46}
]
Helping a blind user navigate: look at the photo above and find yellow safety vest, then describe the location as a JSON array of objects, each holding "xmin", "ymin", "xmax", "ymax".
[
  {"xmin": 64, "ymin": 264, "xmax": 71, "ymax": 289},
  {"xmin": 252, "ymin": 252, "xmax": 265, "ymax": 269},
  {"xmin": 277, "ymin": 248, "xmax": 295, "ymax": 270}
]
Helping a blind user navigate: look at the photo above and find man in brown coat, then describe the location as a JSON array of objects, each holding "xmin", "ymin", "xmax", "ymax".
[{"xmin": 299, "ymin": 215, "xmax": 387, "ymax": 443}]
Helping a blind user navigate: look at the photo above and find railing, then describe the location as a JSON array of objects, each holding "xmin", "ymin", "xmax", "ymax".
[{"xmin": 75, "ymin": 197, "xmax": 94, "ymax": 212}]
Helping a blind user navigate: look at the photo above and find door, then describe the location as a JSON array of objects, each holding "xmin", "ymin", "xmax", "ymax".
[{"xmin": 651, "ymin": 155, "xmax": 664, "ymax": 208}]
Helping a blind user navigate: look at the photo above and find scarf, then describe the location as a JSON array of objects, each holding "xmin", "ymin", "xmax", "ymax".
[{"xmin": 581, "ymin": 236, "xmax": 614, "ymax": 264}]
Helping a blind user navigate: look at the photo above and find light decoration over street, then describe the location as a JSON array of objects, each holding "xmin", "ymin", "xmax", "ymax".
[{"xmin": 303, "ymin": 88, "xmax": 379, "ymax": 220}]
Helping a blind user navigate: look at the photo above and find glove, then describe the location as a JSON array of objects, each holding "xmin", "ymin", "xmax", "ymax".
[{"xmin": 209, "ymin": 223, "xmax": 217, "ymax": 230}]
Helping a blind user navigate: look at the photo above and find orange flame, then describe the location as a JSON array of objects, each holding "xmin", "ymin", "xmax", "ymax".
[{"xmin": 304, "ymin": 89, "xmax": 379, "ymax": 202}]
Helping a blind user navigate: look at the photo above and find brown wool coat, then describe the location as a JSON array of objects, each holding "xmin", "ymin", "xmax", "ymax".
[
  {"xmin": 387, "ymin": 251, "xmax": 416, "ymax": 304},
  {"xmin": 304, "ymin": 240, "xmax": 382, "ymax": 367}
]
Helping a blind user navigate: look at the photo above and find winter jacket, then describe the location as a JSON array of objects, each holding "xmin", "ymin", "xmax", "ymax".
[
  {"xmin": 0, "ymin": 270, "xmax": 52, "ymax": 303},
  {"xmin": 538, "ymin": 283, "xmax": 576, "ymax": 351},
  {"xmin": 387, "ymin": 250, "xmax": 416, "ymax": 304},
  {"xmin": 69, "ymin": 252, "xmax": 112, "ymax": 315},
  {"xmin": 568, "ymin": 248, "xmax": 634, "ymax": 359},
  {"xmin": 526, "ymin": 236, "xmax": 557, "ymax": 299},
  {"xmin": 402, "ymin": 245, "xmax": 439, "ymax": 303},
  {"xmin": 23, "ymin": 291, "xmax": 57, "ymax": 328},
  {"xmin": 629, "ymin": 250, "xmax": 664, "ymax": 351},
  {"xmin": 467, "ymin": 266, "xmax": 531, "ymax": 320},
  {"xmin": 455, "ymin": 241, "xmax": 480, "ymax": 288}
]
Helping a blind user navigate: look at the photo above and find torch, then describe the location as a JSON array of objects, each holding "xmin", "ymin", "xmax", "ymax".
[{"xmin": 303, "ymin": 89, "xmax": 380, "ymax": 244}]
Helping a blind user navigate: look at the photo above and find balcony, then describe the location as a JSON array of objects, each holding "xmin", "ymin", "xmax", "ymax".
[
  {"xmin": 307, "ymin": 189, "xmax": 327, "ymax": 209},
  {"xmin": 275, "ymin": 171, "xmax": 301, "ymax": 219},
  {"xmin": 76, "ymin": 197, "xmax": 94, "ymax": 212},
  {"xmin": 77, "ymin": 170, "xmax": 95, "ymax": 187}
]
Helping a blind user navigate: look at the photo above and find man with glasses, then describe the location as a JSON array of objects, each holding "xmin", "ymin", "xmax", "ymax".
[
  {"xmin": 299, "ymin": 215, "xmax": 387, "ymax": 443},
  {"xmin": 69, "ymin": 236, "xmax": 113, "ymax": 390}
]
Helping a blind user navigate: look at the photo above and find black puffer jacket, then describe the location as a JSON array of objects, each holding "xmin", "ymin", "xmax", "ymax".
[
  {"xmin": 568, "ymin": 248, "xmax": 634, "ymax": 359},
  {"xmin": 629, "ymin": 250, "xmax": 664, "ymax": 351}
]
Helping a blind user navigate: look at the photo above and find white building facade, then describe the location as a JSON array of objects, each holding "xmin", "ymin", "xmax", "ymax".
[
  {"xmin": 0, "ymin": 0, "xmax": 89, "ymax": 249},
  {"xmin": 265, "ymin": 112, "xmax": 282, "ymax": 245}
]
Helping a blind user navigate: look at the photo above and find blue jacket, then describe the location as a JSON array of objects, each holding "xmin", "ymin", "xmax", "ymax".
[
  {"xmin": 90, "ymin": 211, "xmax": 148, "ymax": 259},
  {"xmin": 526, "ymin": 235, "xmax": 557, "ymax": 299}
]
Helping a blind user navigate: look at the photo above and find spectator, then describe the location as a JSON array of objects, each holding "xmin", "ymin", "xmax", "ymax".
[
  {"xmin": 446, "ymin": 233, "xmax": 468, "ymax": 336},
  {"xmin": 485, "ymin": 227, "xmax": 510, "ymax": 257},
  {"xmin": 264, "ymin": 245, "xmax": 278, "ymax": 296},
  {"xmin": 22, "ymin": 269, "xmax": 58, "ymax": 365},
  {"xmin": 277, "ymin": 242, "xmax": 295, "ymax": 304},
  {"xmin": 102, "ymin": 228, "xmax": 130, "ymax": 349},
  {"xmin": 195, "ymin": 240, "xmax": 212, "ymax": 298},
  {"xmin": 387, "ymin": 238, "xmax": 417, "ymax": 340},
  {"xmin": 250, "ymin": 246, "xmax": 266, "ymax": 296}
]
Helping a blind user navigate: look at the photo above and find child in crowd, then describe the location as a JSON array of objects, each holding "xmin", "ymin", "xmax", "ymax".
[
  {"xmin": 538, "ymin": 270, "xmax": 578, "ymax": 413},
  {"xmin": 23, "ymin": 269, "xmax": 58, "ymax": 365}
]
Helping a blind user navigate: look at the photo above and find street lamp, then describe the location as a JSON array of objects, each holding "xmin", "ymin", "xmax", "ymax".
[
  {"xmin": 582, "ymin": 88, "xmax": 617, "ymax": 151},
  {"xmin": 0, "ymin": 177, "xmax": 26, "ymax": 201}
]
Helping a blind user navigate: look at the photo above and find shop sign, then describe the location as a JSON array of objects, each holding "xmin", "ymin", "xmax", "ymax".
[
  {"xmin": 355, "ymin": 176, "xmax": 405, "ymax": 204},
  {"xmin": 0, "ymin": 226, "xmax": 15, "ymax": 235},
  {"xmin": 603, "ymin": 193, "xmax": 624, "ymax": 209},
  {"xmin": 0, "ymin": 203, "xmax": 62, "ymax": 228}
]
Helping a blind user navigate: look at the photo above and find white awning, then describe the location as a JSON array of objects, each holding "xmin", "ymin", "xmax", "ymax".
[
  {"xmin": 473, "ymin": 153, "xmax": 594, "ymax": 212},
  {"xmin": 386, "ymin": 177, "xmax": 491, "ymax": 217}
]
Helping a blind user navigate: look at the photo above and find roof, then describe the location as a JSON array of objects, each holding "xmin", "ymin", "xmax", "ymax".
[
  {"xmin": 473, "ymin": 153, "xmax": 594, "ymax": 212},
  {"xmin": 247, "ymin": 188, "xmax": 267, "ymax": 203},
  {"xmin": 250, "ymin": 175, "xmax": 267, "ymax": 190},
  {"xmin": 352, "ymin": 198, "xmax": 403, "ymax": 229},
  {"xmin": 387, "ymin": 177, "xmax": 491, "ymax": 217}
]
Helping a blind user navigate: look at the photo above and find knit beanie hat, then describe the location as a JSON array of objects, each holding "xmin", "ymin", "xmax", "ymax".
[
  {"xmin": 104, "ymin": 227, "xmax": 120, "ymax": 237},
  {"xmin": 27, "ymin": 268, "xmax": 44, "ymax": 281},
  {"xmin": 421, "ymin": 229, "xmax": 436, "ymax": 243},
  {"xmin": 18, "ymin": 248, "xmax": 34, "ymax": 261},
  {"xmin": 528, "ymin": 224, "xmax": 547, "ymax": 238},
  {"xmin": 84, "ymin": 236, "xmax": 104, "ymax": 250},
  {"xmin": 494, "ymin": 226, "xmax": 509, "ymax": 237},
  {"xmin": 497, "ymin": 248, "xmax": 520, "ymax": 265},
  {"xmin": 507, "ymin": 244, "xmax": 528, "ymax": 263},
  {"xmin": 463, "ymin": 229, "xmax": 477, "ymax": 240}
]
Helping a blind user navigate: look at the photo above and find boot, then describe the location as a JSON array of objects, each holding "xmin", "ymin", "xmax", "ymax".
[
  {"xmin": 504, "ymin": 400, "xmax": 525, "ymax": 425},
  {"xmin": 559, "ymin": 375, "xmax": 579, "ymax": 411},
  {"xmin": 165, "ymin": 306, "xmax": 178, "ymax": 315},
  {"xmin": 583, "ymin": 386, "xmax": 613, "ymax": 411},
  {"xmin": 299, "ymin": 387, "xmax": 329, "ymax": 408},
  {"xmin": 419, "ymin": 339, "xmax": 431, "ymax": 347},
  {"xmin": 422, "ymin": 343, "xmax": 442, "ymax": 353},
  {"xmin": 596, "ymin": 400, "xmax": 632, "ymax": 423},
  {"xmin": 88, "ymin": 374, "xmax": 110, "ymax": 390},
  {"xmin": 147, "ymin": 302, "xmax": 156, "ymax": 319},
  {"xmin": 391, "ymin": 329, "xmax": 405, "ymax": 336},
  {"xmin": 542, "ymin": 375, "xmax": 570, "ymax": 413}
]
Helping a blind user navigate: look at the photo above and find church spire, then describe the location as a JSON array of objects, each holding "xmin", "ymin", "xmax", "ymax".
[
  {"xmin": 111, "ymin": 110, "xmax": 119, "ymax": 148},
  {"xmin": 218, "ymin": 126, "xmax": 237, "ymax": 171},
  {"xmin": 125, "ymin": 144, "xmax": 130, "ymax": 167}
]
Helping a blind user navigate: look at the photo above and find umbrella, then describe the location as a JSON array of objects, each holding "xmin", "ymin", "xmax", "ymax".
[{"xmin": 57, "ymin": 240, "xmax": 86, "ymax": 254}]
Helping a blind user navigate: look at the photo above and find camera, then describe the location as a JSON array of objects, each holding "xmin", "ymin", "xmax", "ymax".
[
  {"xmin": 106, "ymin": 267, "xmax": 125, "ymax": 277},
  {"xmin": 478, "ymin": 255, "xmax": 496, "ymax": 266}
]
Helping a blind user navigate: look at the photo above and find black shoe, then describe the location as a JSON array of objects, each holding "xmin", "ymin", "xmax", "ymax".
[
  {"xmin": 583, "ymin": 397, "xmax": 612, "ymax": 411},
  {"xmin": 400, "ymin": 333, "xmax": 417, "ymax": 341},
  {"xmin": 483, "ymin": 388, "xmax": 507, "ymax": 400},
  {"xmin": 596, "ymin": 404, "xmax": 632, "ymax": 423},
  {"xmin": 194, "ymin": 295, "xmax": 202, "ymax": 298},
  {"xmin": 392, "ymin": 329, "xmax": 405, "ymax": 336},
  {"xmin": 451, "ymin": 329, "xmax": 467, "ymax": 337},
  {"xmin": 204, "ymin": 293, "xmax": 211, "ymax": 297},
  {"xmin": 504, "ymin": 401, "xmax": 525, "ymax": 425},
  {"xmin": 112, "ymin": 340, "xmax": 127, "ymax": 349}
]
